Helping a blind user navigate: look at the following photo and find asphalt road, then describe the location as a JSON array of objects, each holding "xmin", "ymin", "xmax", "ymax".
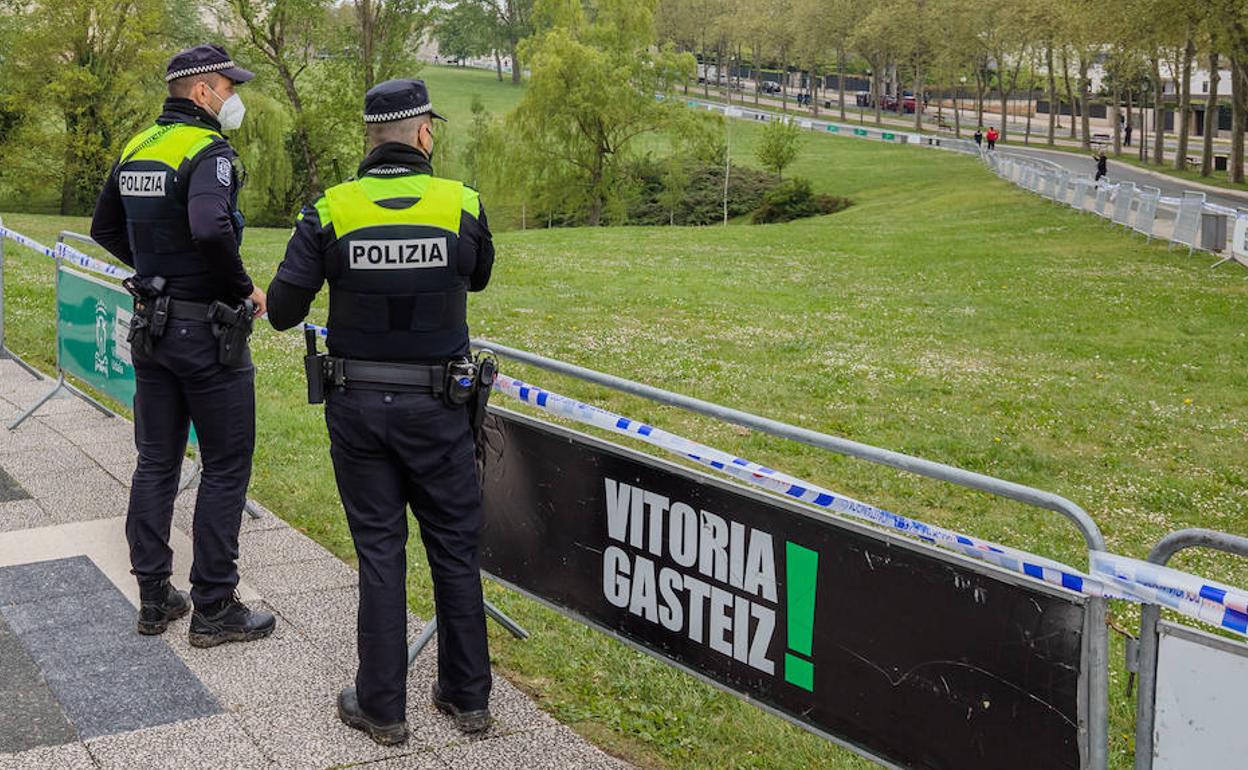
[{"xmin": 995, "ymin": 145, "xmax": 1248, "ymax": 212}]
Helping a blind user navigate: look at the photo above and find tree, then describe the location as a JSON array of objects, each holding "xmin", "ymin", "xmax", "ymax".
[
  {"xmin": 436, "ymin": 2, "xmax": 500, "ymax": 65},
  {"xmin": 754, "ymin": 116, "xmax": 804, "ymax": 178},
  {"xmin": 228, "ymin": 0, "xmax": 328, "ymax": 200},
  {"xmin": 0, "ymin": 0, "xmax": 168, "ymax": 214},
  {"xmin": 510, "ymin": 0, "xmax": 695, "ymax": 225},
  {"xmin": 478, "ymin": 0, "xmax": 534, "ymax": 84},
  {"xmin": 352, "ymin": 0, "xmax": 429, "ymax": 91}
]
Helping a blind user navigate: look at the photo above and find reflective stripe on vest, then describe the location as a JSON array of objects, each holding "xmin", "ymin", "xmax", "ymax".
[
  {"xmin": 323, "ymin": 175, "xmax": 464, "ymax": 238},
  {"xmin": 117, "ymin": 123, "xmax": 225, "ymax": 277},
  {"xmin": 321, "ymin": 174, "xmax": 470, "ymax": 362},
  {"xmin": 120, "ymin": 123, "xmax": 221, "ymax": 170}
]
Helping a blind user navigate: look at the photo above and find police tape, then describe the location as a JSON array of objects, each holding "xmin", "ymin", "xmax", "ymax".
[
  {"xmin": 53, "ymin": 242, "xmax": 134, "ymax": 279},
  {"xmin": 491, "ymin": 371, "xmax": 1118, "ymax": 600},
  {"xmin": 0, "ymin": 225, "xmax": 55, "ymax": 258},
  {"xmin": 1091, "ymin": 551, "xmax": 1248, "ymax": 635},
  {"xmin": 0, "ymin": 225, "xmax": 135, "ymax": 280}
]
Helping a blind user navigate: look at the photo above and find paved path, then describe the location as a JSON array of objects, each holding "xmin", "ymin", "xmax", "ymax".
[{"xmin": 0, "ymin": 360, "xmax": 627, "ymax": 770}]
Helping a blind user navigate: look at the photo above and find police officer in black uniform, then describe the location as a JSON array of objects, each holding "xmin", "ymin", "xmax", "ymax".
[
  {"xmin": 266, "ymin": 79, "xmax": 495, "ymax": 745},
  {"xmin": 90, "ymin": 44, "xmax": 275, "ymax": 646}
]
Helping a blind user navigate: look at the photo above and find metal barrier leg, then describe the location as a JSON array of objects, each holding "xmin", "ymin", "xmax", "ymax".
[
  {"xmin": 8, "ymin": 372, "xmax": 66, "ymax": 430},
  {"xmin": 407, "ymin": 598, "xmax": 530, "ymax": 666},
  {"xmin": 0, "ymin": 350, "xmax": 45, "ymax": 381},
  {"xmin": 63, "ymin": 379, "xmax": 115, "ymax": 419}
]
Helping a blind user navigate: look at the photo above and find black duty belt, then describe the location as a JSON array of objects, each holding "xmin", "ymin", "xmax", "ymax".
[
  {"xmin": 165, "ymin": 299, "xmax": 214, "ymax": 322},
  {"xmin": 326, "ymin": 357, "xmax": 445, "ymax": 393}
]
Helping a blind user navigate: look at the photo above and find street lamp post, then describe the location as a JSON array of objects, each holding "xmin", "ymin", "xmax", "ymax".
[{"xmin": 958, "ymin": 75, "xmax": 967, "ymax": 138}]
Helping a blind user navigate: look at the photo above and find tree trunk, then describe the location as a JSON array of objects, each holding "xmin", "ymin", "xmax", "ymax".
[
  {"xmin": 1201, "ymin": 51, "xmax": 1220, "ymax": 176},
  {"xmin": 59, "ymin": 112, "xmax": 79, "ymax": 215},
  {"xmin": 838, "ymin": 48, "xmax": 847, "ymax": 121},
  {"xmin": 1111, "ymin": 81, "xmax": 1121, "ymax": 155},
  {"xmin": 277, "ymin": 64, "xmax": 322, "ymax": 196},
  {"xmin": 974, "ymin": 70, "xmax": 984, "ymax": 129},
  {"xmin": 1078, "ymin": 54, "xmax": 1091, "ymax": 149},
  {"xmin": 1151, "ymin": 56, "xmax": 1165, "ymax": 164},
  {"xmin": 1232, "ymin": 57, "xmax": 1245, "ymax": 183},
  {"xmin": 494, "ymin": 50, "xmax": 503, "ymax": 81},
  {"xmin": 510, "ymin": 40, "xmax": 522, "ymax": 84},
  {"xmin": 913, "ymin": 63, "xmax": 922, "ymax": 131},
  {"xmin": 357, "ymin": 0, "xmax": 376, "ymax": 91},
  {"xmin": 873, "ymin": 67, "xmax": 883, "ymax": 124},
  {"xmin": 953, "ymin": 82, "xmax": 961, "ymax": 137},
  {"xmin": 1046, "ymin": 44, "xmax": 1057, "ymax": 144},
  {"xmin": 1173, "ymin": 32, "xmax": 1195, "ymax": 170},
  {"xmin": 781, "ymin": 50, "xmax": 789, "ymax": 112},
  {"xmin": 1061, "ymin": 48, "xmax": 1077, "ymax": 139}
]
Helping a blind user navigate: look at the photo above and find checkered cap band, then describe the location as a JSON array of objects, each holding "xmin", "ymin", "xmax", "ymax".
[
  {"xmin": 363, "ymin": 103, "xmax": 433, "ymax": 123},
  {"xmin": 165, "ymin": 60, "xmax": 237, "ymax": 83}
]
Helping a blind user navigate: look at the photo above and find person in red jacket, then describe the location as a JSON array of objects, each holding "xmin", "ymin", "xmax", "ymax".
[{"xmin": 986, "ymin": 126, "xmax": 999, "ymax": 150}]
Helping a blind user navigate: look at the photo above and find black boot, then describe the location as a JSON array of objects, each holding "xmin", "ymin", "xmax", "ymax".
[
  {"xmin": 431, "ymin": 681, "xmax": 492, "ymax": 734},
  {"xmin": 337, "ymin": 687, "xmax": 408, "ymax": 746},
  {"xmin": 188, "ymin": 593, "xmax": 276, "ymax": 648},
  {"xmin": 137, "ymin": 579, "xmax": 190, "ymax": 636}
]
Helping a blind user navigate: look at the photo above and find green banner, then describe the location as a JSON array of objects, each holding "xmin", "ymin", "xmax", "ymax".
[
  {"xmin": 852, "ymin": 128, "xmax": 868, "ymax": 136},
  {"xmin": 825, "ymin": 125, "xmax": 840, "ymax": 133},
  {"xmin": 57, "ymin": 266, "xmax": 136, "ymax": 409},
  {"xmin": 882, "ymin": 132, "xmax": 895, "ymax": 141}
]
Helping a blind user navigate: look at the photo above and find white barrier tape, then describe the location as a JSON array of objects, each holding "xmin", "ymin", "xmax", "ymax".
[
  {"xmin": 493, "ymin": 371, "xmax": 1114, "ymax": 599},
  {"xmin": 53, "ymin": 242, "xmax": 134, "ymax": 279},
  {"xmin": 1, "ymin": 225, "xmax": 134, "ymax": 281},
  {"xmin": 1092, "ymin": 551, "xmax": 1248, "ymax": 628},
  {"xmin": 0, "ymin": 225, "xmax": 55, "ymax": 258}
]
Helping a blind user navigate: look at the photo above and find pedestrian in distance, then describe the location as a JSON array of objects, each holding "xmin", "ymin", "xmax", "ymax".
[
  {"xmin": 986, "ymin": 126, "xmax": 999, "ymax": 150},
  {"xmin": 1094, "ymin": 150, "xmax": 1108, "ymax": 182},
  {"xmin": 1124, "ymin": 122, "xmax": 1133, "ymax": 147},
  {"xmin": 89, "ymin": 44, "xmax": 275, "ymax": 646},
  {"xmin": 973, "ymin": 127, "xmax": 983, "ymax": 147},
  {"xmin": 266, "ymin": 78, "xmax": 497, "ymax": 747}
]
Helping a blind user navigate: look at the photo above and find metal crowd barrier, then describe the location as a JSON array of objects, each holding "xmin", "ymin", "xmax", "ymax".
[
  {"xmin": 469, "ymin": 337, "xmax": 1113, "ymax": 770},
  {"xmin": 984, "ymin": 152, "xmax": 1247, "ymax": 263},
  {"xmin": 1128, "ymin": 529, "xmax": 1248, "ymax": 769}
]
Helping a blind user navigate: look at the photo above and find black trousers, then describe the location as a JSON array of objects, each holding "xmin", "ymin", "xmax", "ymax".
[
  {"xmin": 127, "ymin": 319, "xmax": 255, "ymax": 608},
  {"xmin": 325, "ymin": 387, "xmax": 490, "ymax": 723}
]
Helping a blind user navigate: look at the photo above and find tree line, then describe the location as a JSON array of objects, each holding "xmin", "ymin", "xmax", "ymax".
[{"xmin": 656, "ymin": 0, "xmax": 1248, "ymax": 182}]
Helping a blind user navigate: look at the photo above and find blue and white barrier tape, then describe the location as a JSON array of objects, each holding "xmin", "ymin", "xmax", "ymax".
[
  {"xmin": 53, "ymin": 242, "xmax": 134, "ymax": 279},
  {"xmin": 0, "ymin": 225, "xmax": 55, "ymax": 258},
  {"xmin": 492, "ymin": 371, "xmax": 1115, "ymax": 600},
  {"xmin": 1091, "ymin": 551, "xmax": 1248, "ymax": 635},
  {"xmin": 1, "ymin": 225, "xmax": 134, "ymax": 281}
]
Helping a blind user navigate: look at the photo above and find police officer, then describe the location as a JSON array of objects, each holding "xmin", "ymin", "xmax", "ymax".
[
  {"xmin": 266, "ymin": 79, "xmax": 495, "ymax": 745},
  {"xmin": 90, "ymin": 44, "xmax": 275, "ymax": 646}
]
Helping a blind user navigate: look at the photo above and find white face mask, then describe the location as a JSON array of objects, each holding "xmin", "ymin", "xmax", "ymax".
[{"xmin": 208, "ymin": 86, "xmax": 246, "ymax": 131}]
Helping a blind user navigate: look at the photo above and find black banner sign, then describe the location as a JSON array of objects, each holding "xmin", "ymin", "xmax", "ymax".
[{"xmin": 480, "ymin": 410, "xmax": 1087, "ymax": 769}]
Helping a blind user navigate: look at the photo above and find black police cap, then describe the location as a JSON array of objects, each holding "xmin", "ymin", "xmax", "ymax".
[
  {"xmin": 363, "ymin": 79, "xmax": 446, "ymax": 124},
  {"xmin": 166, "ymin": 44, "xmax": 254, "ymax": 85}
]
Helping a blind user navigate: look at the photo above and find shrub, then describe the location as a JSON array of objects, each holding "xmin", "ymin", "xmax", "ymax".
[
  {"xmin": 750, "ymin": 177, "xmax": 851, "ymax": 224},
  {"xmin": 625, "ymin": 157, "xmax": 781, "ymax": 226}
]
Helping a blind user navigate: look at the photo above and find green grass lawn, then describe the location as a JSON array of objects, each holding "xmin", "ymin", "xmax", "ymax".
[{"xmin": 3, "ymin": 66, "xmax": 1248, "ymax": 769}]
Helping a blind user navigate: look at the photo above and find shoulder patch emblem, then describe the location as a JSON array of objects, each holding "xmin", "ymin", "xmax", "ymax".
[{"xmin": 216, "ymin": 157, "xmax": 232, "ymax": 187}]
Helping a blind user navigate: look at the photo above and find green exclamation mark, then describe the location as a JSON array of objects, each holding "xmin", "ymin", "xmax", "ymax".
[{"xmin": 784, "ymin": 542, "xmax": 819, "ymax": 692}]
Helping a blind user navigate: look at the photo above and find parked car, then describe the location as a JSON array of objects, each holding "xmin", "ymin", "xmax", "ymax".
[{"xmin": 758, "ymin": 81, "xmax": 782, "ymax": 95}]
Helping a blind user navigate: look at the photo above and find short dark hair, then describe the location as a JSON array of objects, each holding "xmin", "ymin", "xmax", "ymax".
[
  {"xmin": 168, "ymin": 72, "xmax": 224, "ymax": 99},
  {"xmin": 365, "ymin": 114, "xmax": 431, "ymax": 149}
]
